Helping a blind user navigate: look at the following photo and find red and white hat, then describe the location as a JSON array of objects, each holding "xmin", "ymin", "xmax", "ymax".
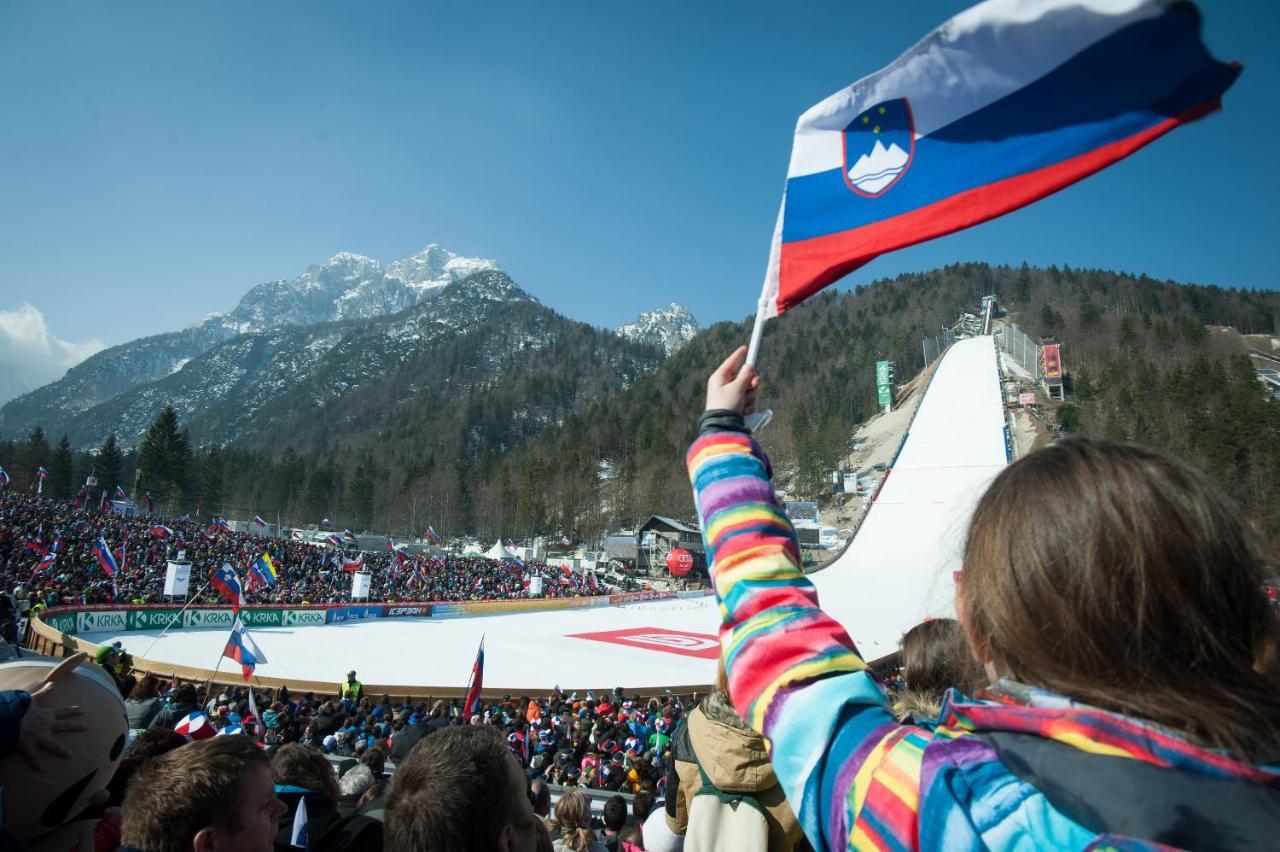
[{"xmin": 175, "ymin": 711, "xmax": 216, "ymax": 741}]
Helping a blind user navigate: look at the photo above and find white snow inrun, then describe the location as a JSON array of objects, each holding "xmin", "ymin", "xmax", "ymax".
[
  {"xmin": 84, "ymin": 337, "xmax": 1005, "ymax": 687},
  {"xmin": 812, "ymin": 335, "xmax": 1008, "ymax": 662}
]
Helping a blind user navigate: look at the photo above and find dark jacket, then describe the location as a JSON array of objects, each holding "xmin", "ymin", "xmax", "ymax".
[
  {"xmin": 148, "ymin": 700, "xmax": 196, "ymax": 731},
  {"xmin": 126, "ymin": 696, "xmax": 163, "ymax": 729},
  {"xmin": 274, "ymin": 788, "xmax": 342, "ymax": 852}
]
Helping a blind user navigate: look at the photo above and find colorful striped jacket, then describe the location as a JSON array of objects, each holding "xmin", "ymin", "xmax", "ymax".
[{"xmin": 687, "ymin": 427, "xmax": 1280, "ymax": 851}]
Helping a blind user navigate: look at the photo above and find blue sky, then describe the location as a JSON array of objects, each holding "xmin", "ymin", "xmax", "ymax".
[{"xmin": 0, "ymin": 0, "xmax": 1276, "ymax": 356}]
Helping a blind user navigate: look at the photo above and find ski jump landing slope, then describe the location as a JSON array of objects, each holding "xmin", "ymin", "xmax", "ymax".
[
  {"xmin": 82, "ymin": 336, "xmax": 1005, "ymax": 690},
  {"xmin": 813, "ymin": 334, "xmax": 1008, "ymax": 662}
]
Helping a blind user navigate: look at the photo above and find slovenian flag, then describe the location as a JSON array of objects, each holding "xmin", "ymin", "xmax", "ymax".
[
  {"xmin": 325, "ymin": 533, "xmax": 342, "ymax": 547},
  {"xmin": 461, "ymin": 637, "xmax": 485, "ymax": 723},
  {"xmin": 248, "ymin": 553, "xmax": 278, "ymax": 587},
  {"xmin": 35, "ymin": 466, "xmax": 48, "ymax": 479},
  {"xmin": 0, "ymin": 466, "xmax": 9, "ymax": 488},
  {"xmin": 759, "ymin": 0, "xmax": 1241, "ymax": 317},
  {"xmin": 426, "ymin": 526, "xmax": 441, "ymax": 544},
  {"xmin": 320, "ymin": 518, "xmax": 335, "ymax": 529},
  {"xmin": 253, "ymin": 515, "xmax": 269, "ymax": 528},
  {"xmin": 114, "ymin": 485, "xmax": 127, "ymax": 500},
  {"xmin": 223, "ymin": 616, "xmax": 268, "ymax": 681},
  {"xmin": 94, "ymin": 537, "xmax": 119, "ymax": 577},
  {"xmin": 211, "ymin": 562, "xmax": 246, "ymax": 609},
  {"xmin": 342, "ymin": 555, "xmax": 365, "ymax": 573},
  {"xmin": 149, "ymin": 524, "xmax": 175, "ymax": 539}
]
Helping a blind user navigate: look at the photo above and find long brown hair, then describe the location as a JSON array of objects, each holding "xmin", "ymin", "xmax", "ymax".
[
  {"xmin": 552, "ymin": 789, "xmax": 597, "ymax": 852},
  {"xmin": 895, "ymin": 618, "xmax": 985, "ymax": 720},
  {"xmin": 961, "ymin": 437, "xmax": 1280, "ymax": 760}
]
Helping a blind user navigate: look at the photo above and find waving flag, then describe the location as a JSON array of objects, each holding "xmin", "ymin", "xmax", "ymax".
[
  {"xmin": 560, "ymin": 536, "xmax": 571, "ymax": 547},
  {"xmin": 74, "ymin": 485, "xmax": 87, "ymax": 507},
  {"xmin": 209, "ymin": 517, "xmax": 232, "ymax": 533},
  {"xmin": 248, "ymin": 553, "xmax": 277, "ymax": 587},
  {"xmin": 758, "ymin": 0, "xmax": 1241, "ymax": 318},
  {"xmin": 211, "ymin": 563, "xmax": 246, "ymax": 609},
  {"xmin": 325, "ymin": 533, "xmax": 342, "ymax": 547},
  {"xmin": 343, "ymin": 529, "xmax": 356, "ymax": 542},
  {"xmin": 290, "ymin": 796, "xmax": 309, "ymax": 849},
  {"xmin": 94, "ymin": 537, "xmax": 119, "ymax": 576},
  {"xmin": 342, "ymin": 555, "xmax": 365, "ymax": 573},
  {"xmin": 253, "ymin": 515, "xmax": 269, "ymax": 528},
  {"xmin": 224, "ymin": 616, "xmax": 268, "ymax": 681},
  {"xmin": 99, "ymin": 490, "xmax": 110, "ymax": 513},
  {"xmin": 425, "ymin": 525, "xmax": 441, "ymax": 544},
  {"xmin": 24, "ymin": 533, "xmax": 48, "ymax": 557},
  {"xmin": 320, "ymin": 518, "xmax": 335, "ymax": 529},
  {"xmin": 385, "ymin": 536, "xmax": 395, "ymax": 552},
  {"xmin": 461, "ymin": 637, "xmax": 485, "ymax": 723},
  {"xmin": 0, "ymin": 467, "xmax": 9, "ymax": 488},
  {"xmin": 149, "ymin": 524, "xmax": 175, "ymax": 539},
  {"xmin": 114, "ymin": 485, "xmax": 127, "ymax": 500}
]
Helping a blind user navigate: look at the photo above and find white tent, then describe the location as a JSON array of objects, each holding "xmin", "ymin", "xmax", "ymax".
[{"xmin": 485, "ymin": 540, "xmax": 517, "ymax": 560}]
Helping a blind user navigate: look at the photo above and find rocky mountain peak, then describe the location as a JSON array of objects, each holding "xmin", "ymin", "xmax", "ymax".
[{"xmin": 616, "ymin": 302, "xmax": 700, "ymax": 356}]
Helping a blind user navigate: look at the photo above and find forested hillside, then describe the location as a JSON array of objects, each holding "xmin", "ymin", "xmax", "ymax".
[{"xmin": 3, "ymin": 263, "xmax": 1276, "ymax": 549}]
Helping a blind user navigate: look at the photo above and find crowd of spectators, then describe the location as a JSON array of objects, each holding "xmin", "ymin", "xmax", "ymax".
[{"xmin": 0, "ymin": 489, "xmax": 613, "ymax": 617}]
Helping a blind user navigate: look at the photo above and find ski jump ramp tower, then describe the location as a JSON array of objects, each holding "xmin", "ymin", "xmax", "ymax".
[{"xmin": 814, "ymin": 334, "xmax": 1008, "ymax": 663}]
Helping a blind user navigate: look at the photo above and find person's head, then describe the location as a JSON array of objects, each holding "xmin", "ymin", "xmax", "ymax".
[
  {"xmin": 552, "ymin": 788, "xmax": 596, "ymax": 852},
  {"xmin": 385, "ymin": 724, "xmax": 539, "ymax": 852},
  {"xmin": 347, "ymin": 670, "xmax": 357, "ymax": 682},
  {"xmin": 270, "ymin": 743, "xmax": 339, "ymax": 801},
  {"xmin": 958, "ymin": 437, "xmax": 1280, "ymax": 759},
  {"xmin": 527, "ymin": 778, "xmax": 551, "ymax": 818},
  {"xmin": 128, "ymin": 675, "xmax": 159, "ymax": 702},
  {"xmin": 173, "ymin": 683, "xmax": 198, "ymax": 707},
  {"xmin": 603, "ymin": 794, "xmax": 628, "ymax": 833},
  {"xmin": 121, "ymin": 735, "xmax": 286, "ymax": 852},
  {"xmin": 632, "ymin": 789, "xmax": 654, "ymax": 820},
  {"xmin": 106, "ymin": 728, "xmax": 188, "ymax": 807},
  {"xmin": 900, "ymin": 618, "xmax": 985, "ymax": 698}
]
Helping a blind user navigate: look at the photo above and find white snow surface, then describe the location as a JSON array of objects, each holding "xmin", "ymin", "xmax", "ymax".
[
  {"xmin": 82, "ymin": 337, "xmax": 1005, "ymax": 685},
  {"xmin": 85, "ymin": 597, "xmax": 722, "ymax": 691},
  {"xmin": 813, "ymin": 335, "xmax": 1007, "ymax": 662}
]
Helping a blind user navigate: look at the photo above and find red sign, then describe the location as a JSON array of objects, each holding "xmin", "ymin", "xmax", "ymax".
[
  {"xmin": 568, "ymin": 627, "xmax": 720, "ymax": 659},
  {"xmin": 1042, "ymin": 343, "xmax": 1063, "ymax": 380},
  {"xmin": 1018, "ymin": 391, "xmax": 1037, "ymax": 407},
  {"xmin": 666, "ymin": 548, "xmax": 694, "ymax": 577}
]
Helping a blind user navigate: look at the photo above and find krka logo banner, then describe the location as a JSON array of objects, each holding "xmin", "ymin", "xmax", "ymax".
[{"xmin": 759, "ymin": 0, "xmax": 1241, "ymax": 318}]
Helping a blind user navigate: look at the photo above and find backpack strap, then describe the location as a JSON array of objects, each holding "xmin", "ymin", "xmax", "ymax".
[{"xmin": 694, "ymin": 759, "xmax": 767, "ymax": 817}]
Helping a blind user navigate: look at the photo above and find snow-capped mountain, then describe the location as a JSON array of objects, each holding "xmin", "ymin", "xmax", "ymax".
[
  {"xmin": 0, "ymin": 244, "xmax": 511, "ymax": 443},
  {"xmin": 847, "ymin": 139, "xmax": 910, "ymax": 194},
  {"xmin": 616, "ymin": 303, "xmax": 700, "ymax": 356},
  {"xmin": 196, "ymin": 244, "xmax": 502, "ymax": 333}
]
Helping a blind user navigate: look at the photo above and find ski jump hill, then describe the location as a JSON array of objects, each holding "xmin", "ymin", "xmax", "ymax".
[{"xmin": 42, "ymin": 337, "xmax": 1008, "ymax": 694}]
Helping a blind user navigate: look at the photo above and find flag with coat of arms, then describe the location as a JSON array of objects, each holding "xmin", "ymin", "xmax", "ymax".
[{"xmin": 223, "ymin": 616, "xmax": 268, "ymax": 681}]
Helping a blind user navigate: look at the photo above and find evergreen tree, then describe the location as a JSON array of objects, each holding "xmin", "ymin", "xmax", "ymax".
[
  {"xmin": 21, "ymin": 426, "xmax": 50, "ymax": 487},
  {"xmin": 50, "ymin": 434, "xmax": 74, "ymax": 499},
  {"xmin": 95, "ymin": 434, "xmax": 123, "ymax": 495},
  {"xmin": 138, "ymin": 405, "xmax": 193, "ymax": 503},
  {"xmin": 347, "ymin": 457, "xmax": 376, "ymax": 531},
  {"xmin": 199, "ymin": 447, "xmax": 225, "ymax": 515}
]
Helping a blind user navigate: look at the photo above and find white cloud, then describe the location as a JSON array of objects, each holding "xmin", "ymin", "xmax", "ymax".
[{"xmin": 0, "ymin": 303, "xmax": 105, "ymax": 405}]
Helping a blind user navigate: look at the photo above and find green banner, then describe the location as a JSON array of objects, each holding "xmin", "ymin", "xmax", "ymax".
[
  {"xmin": 183, "ymin": 609, "xmax": 236, "ymax": 630},
  {"xmin": 127, "ymin": 609, "xmax": 184, "ymax": 631},
  {"xmin": 282, "ymin": 609, "xmax": 327, "ymax": 627},
  {"xmin": 239, "ymin": 609, "xmax": 284, "ymax": 628},
  {"xmin": 876, "ymin": 360, "xmax": 893, "ymax": 406},
  {"xmin": 44, "ymin": 613, "xmax": 77, "ymax": 635}
]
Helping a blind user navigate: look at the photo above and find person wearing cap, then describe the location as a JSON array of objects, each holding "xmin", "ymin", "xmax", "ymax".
[{"xmin": 339, "ymin": 670, "xmax": 363, "ymax": 706}]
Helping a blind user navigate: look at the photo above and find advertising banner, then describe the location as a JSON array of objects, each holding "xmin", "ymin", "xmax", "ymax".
[
  {"xmin": 381, "ymin": 605, "xmax": 431, "ymax": 618},
  {"xmin": 239, "ymin": 609, "xmax": 285, "ymax": 628},
  {"xmin": 1018, "ymin": 391, "xmax": 1037, "ymax": 407},
  {"xmin": 44, "ymin": 613, "xmax": 77, "ymax": 635},
  {"xmin": 163, "ymin": 561, "xmax": 192, "ymax": 597},
  {"xmin": 327, "ymin": 605, "xmax": 381, "ymax": 624},
  {"xmin": 127, "ymin": 609, "xmax": 184, "ymax": 631},
  {"xmin": 876, "ymin": 360, "xmax": 893, "ymax": 407},
  {"xmin": 843, "ymin": 473, "xmax": 858, "ymax": 493},
  {"xmin": 183, "ymin": 609, "xmax": 234, "ymax": 630},
  {"xmin": 77, "ymin": 610, "xmax": 127, "ymax": 634},
  {"xmin": 529, "ymin": 575, "xmax": 544, "ymax": 597},
  {"xmin": 351, "ymin": 571, "xmax": 372, "ymax": 600},
  {"xmin": 283, "ymin": 609, "xmax": 327, "ymax": 627}
]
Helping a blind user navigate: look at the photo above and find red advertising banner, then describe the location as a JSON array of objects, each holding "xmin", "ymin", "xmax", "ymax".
[
  {"xmin": 1042, "ymin": 343, "xmax": 1063, "ymax": 379},
  {"xmin": 1018, "ymin": 391, "xmax": 1037, "ymax": 407},
  {"xmin": 567, "ymin": 626, "xmax": 720, "ymax": 659}
]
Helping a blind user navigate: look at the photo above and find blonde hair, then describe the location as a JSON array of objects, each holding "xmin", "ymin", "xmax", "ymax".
[{"xmin": 552, "ymin": 788, "xmax": 596, "ymax": 852}]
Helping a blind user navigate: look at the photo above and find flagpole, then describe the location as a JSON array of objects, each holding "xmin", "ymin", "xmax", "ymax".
[{"xmin": 132, "ymin": 577, "xmax": 215, "ymax": 667}]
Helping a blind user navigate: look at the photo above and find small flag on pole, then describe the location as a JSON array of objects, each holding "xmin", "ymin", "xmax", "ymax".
[
  {"xmin": 248, "ymin": 553, "xmax": 278, "ymax": 587},
  {"xmin": 253, "ymin": 515, "xmax": 269, "ymax": 528},
  {"xmin": 211, "ymin": 563, "xmax": 246, "ymax": 609},
  {"xmin": 461, "ymin": 637, "xmax": 485, "ymax": 723},
  {"xmin": 114, "ymin": 485, "xmax": 127, "ymax": 500},
  {"xmin": 94, "ymin": 538, "xmax": 119, "ymax": 577},
  {"xmin": 290, "ymin": 795, "xmax": 309, "ymax": 849},
  {"xmin": 223, "ymin": 616, "xmax": 268, "ymax": 681}
]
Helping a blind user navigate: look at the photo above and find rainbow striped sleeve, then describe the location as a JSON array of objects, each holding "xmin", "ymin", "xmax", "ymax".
[{"xmin": 688, "ymin": 429, "xmax": 931, "ymax": 850}]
